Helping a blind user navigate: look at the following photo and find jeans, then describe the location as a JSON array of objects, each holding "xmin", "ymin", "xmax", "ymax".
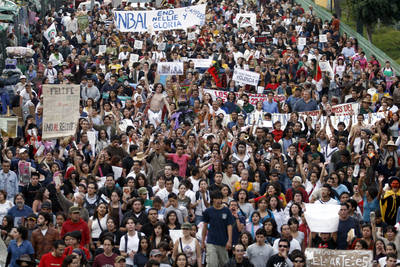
[
  {"xmin": 205, "ymin": 243, "xmax": 228, "ymax": 267},
  {"xmin": 195, "ymin": 215, "xmax": 203, "ymax": 226},
  {"xmin": 0, "ymin": 92, "xmax": 9, "ymax": 114}
]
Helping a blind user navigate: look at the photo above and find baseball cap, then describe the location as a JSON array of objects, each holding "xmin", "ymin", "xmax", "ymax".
[
  {"xmin": 150, "ymin": 249, "xmax": 162, "ymax": 257},
  {"xmin": 69, "ymin": 206, "xmax": 80, "ymax": 214},
  {"xmin": 115, "ymin": 256, "xmax": 126, "ymax": 263}
]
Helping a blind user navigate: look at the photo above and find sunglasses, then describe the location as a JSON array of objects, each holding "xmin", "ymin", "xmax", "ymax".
[
  {"xmin": 279, "ymin": 245, "xmax": 288, "ymax": 248},
  {"xmin": 294, "ymin": 260, "xmax": 305, "ymax": 263}
]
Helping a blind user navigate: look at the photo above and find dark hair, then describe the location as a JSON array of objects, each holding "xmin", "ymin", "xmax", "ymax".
[
  {"xmin": 138, "ymin": 236, "xmax": 151, "ymax": 255},
  {"xmin": 289, "ymin": 203, "xmax": 303, "ymax": 217},
  {"xmin": 62, "ymin": 255, "xmax": 77, "ymax": 267},
  {"xmin": 34, "ymin": 187, "xmax": 48, "ymax": 201},
  {"xmin": 53, "ymin": 240, "xmax": 65, "ymax": 249},
  {"xmin": 165, "ymin": 211, "xmax": 180, "ymax": 228},
  {"xmin": 210, "ymin": 190, "xmax": 223, "ymax": 201},
  {"xmin": 263, "ymin": 218, "xmax": 280, "ymax": 238},
  {"xmin": 93, "ymin": 202, "xmax": 108, "ymax": 220},
  {"xmin": 279, "ymin": 238, "xmax": 290, "ymax": 248},
  {"xmin": 146, "ymin": 260, "xmax": 160, "ymax": 267},
  {"xmin": 173, "ymin": 253, "xmax": 188, "ymax": 267},
  {"xmin": 255, "ymin": 228, "xmax": 267, "ymax": 237},
  {"xmin": 38, "ymin": 212, "xmax": 51, "ymax": 225},
  {"xmin": 1, "ymin": 215, "xmax": 13, "ymax": 232},
  {"xmin": 355, "ymin": 239, "xmax": 368, "ymax": 249},
  {"xmin": 238, "ymin": 231, "xmax": 253, "ymax": 248},
  {"xmin": 17, "ymin": 226, "xmax": 28, "ymax": 240},
  {"xmin": 102, "ymin": 236, "xmax": 115, "ymax": 246}
]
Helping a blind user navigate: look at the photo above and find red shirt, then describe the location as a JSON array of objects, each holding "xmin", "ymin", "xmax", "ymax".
[
  {"xmin": 60, "ymin": 218, "xmax": 91, "ymax": 247},
  {"xmin": 92, "ymin": 253, "xmax": 118, "ymax": 267},
  {"xmin": 167, "ymin": 153, "xmax": 190, "ymax": 178},
  {"xmin": 38, "ymin": 252, "xmax": 65, "ymax": 267}
]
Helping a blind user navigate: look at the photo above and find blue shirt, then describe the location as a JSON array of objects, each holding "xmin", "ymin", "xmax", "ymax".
[
  {"xmin": 7, "ymin": 240, "xmax": 34, "ymax": 267},
  {"xmin": 7, "ymin": 205, "xmax": 33, "ymax": 226},
  {"xmin": 363, "ymin": 196, "xmax": 379, "ymax": 223},
  {"xmin": 203, "ymin": 206, "xmax": 234, "ymax": 246},
  {"xmin": 293, "ymin": 98, "xmax": 319, "ymax": 112},
  {"xmin": 262, "ymin": 100, "xmax": 279, "ymax": 113}
]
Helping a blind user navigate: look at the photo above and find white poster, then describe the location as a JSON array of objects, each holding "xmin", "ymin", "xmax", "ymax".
[
  {"xmin": 114, "ymin": 4, "xmax": 206, "ymax": 32},
  {"xmin": 298, "ymin": 37, "xmax": 306, "ymax": 46},
  {"xmin": 232, "ymin": 68, "xmax": 260, "ymax": 86},
  {"xmin": 203, "ymin": 88, "xmax": 286, "ymax": 105},
  {"xmin": 304, "ymin": 204, "xmax": 340, "ymax": 233},
  {"xmin": 157, "ymin": 62, "xmax": 184, "ymax": 75},
  {"xmin": 319, "ymin": 34, "xmax": 327, "ymax": 43},
  {"xmin": 87, "ymin": 131, "xmax": 96, "ymax": 157},
  {"xmin": 43, "ymin": 23, "xmax": 57, "ymax": 42},
  {"xmin": 134, "ymin": 40, "xmax": 143, "ymax": 50},
  {"xmin": 42, "ymin": 84, "xmax": 80, "ymax": 139},
  {"xmin": 190, "ymin": 58, "xmax": 212, "ymax": 68},
  {"xmin": 188, "ymin": 32, "xmax": 196, "ymax": 40},
  {"xmin": 234, "ymin": 13, "xmax": 257, "ymax": 28},
  {"xmin": 0, "ymin": 117, "xmax": 18, "ymax": 138},
  {"xmin": 130, "ymin": 53, "xmax": 139, "ymax": 62},
  {"xmin": 98, "ymin": 45, "xmax": 107, "ymax": 54},
  {"xmin": 158, "ymin": 42, "xmax": 166, "ymax": 51}
]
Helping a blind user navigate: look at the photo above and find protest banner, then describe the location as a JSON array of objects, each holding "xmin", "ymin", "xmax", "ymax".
[
  {"xmin": 43, "ymin": 23, "xmax": 57, "ymax": 42},
  {"xmin": 113, "ymin": 4, "xmax": 206, "ymax": 32},
  {"xmin": 0, "ymin": 116, "xmax": 18, "ymax": 138},
  {"xmin": 157, "ymin": 62, "xmax": 184, "ymax": 75},
  {"xmin": 304, "ymin": 204, "xmax": 340, "ymax": 233},
  {"xmin": 203, "ymin": 88, "xmax": 286, "ymax": 105},
  {"xmin": 234, "ymin": 13, "xmax": 257, "ymax": 28},
  {"xmin": 331, "ymin": 102, "xmax": 359, "ymax": 116},
  {"xmin": 232, "ymin": 68, "xmax": 260, "ymax": 86},
  {"xmin": 42, "ymin": 84, "xmax": 80, "ymax": 139},
  {"xmin": 158, "ymin": 42, "xmax": 166, "ymax": 51},
  {"xmin": 305, "ymin": 248, "xmax": 373, "ymax": 267},
  {"xmin": 189, "ymin": 58, "xmax": 212, "ymax": 68}
]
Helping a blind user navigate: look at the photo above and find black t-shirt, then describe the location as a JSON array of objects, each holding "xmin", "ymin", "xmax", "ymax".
[
  {"xmin": 266, "ymin": 254, "xmax": 291, "ymax": 267},
  {"xmin": 22, "ymin": 183, "xmax": 42, "ymax": 207},
  {"xmin": 312, "ymin": 235, "xmax": 337, "ymax": 249}
]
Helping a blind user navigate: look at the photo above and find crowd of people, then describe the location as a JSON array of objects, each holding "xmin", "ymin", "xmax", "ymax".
[{"xmin": 0, "ymin": 0, "xmax": 400, "ymax": 266}]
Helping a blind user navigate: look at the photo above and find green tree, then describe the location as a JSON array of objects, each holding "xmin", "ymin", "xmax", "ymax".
[{"xmin": 347, "ymin": 0, "xmax": 400, "ymax": 41}]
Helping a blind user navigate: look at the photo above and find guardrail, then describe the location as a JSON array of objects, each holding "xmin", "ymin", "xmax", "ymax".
[{"xmin": 295, "ymin": 0, "xmax": 400, "ymax": 75}]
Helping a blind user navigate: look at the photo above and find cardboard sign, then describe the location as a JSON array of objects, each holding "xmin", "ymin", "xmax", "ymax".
[
  {"xmin": 188, "ymin": 32, "xmax": 196, "ymax": 40},
  {"xmin": 305, "ymin": 248, "xmax": 373, "ymax": 267},
  {"xmin": 42, "ymin": 84, "xmax": 80, "ymax": 139}
]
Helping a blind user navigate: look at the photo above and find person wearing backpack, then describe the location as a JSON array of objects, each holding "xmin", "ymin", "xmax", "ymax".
[{"xmin": 119, "ymin": 217, "xmax": 145, "ymax": 267}]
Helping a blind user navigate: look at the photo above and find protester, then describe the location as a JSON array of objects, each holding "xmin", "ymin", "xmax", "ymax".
[{"xmin": 2, "ymin": 0, "xmax": 400, "ymax": 265}]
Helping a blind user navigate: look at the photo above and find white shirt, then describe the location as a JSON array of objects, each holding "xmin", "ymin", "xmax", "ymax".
[
  {"xmin": 273, "ymin": 238, "xmax": 301, "ymax": 254},
  {"xmin": 156, "ymin": 188, "xmax": 178, "ymax": 203},
  {"xmin": 119, "ymin": 231, "xmax": 141, "ymax": 265}
]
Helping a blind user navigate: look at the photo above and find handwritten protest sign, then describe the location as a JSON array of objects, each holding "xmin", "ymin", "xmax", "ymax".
[
  {"xmin": 305, "ymin": 248, "xmax": 373, "ymax": 267},
  {"xmin": 232, "ymin": 68, "xmax": 260, "ymax": 86},
  {"xmin": 42, "ymin": 84, "xmax": 80, "ymax": 139},
  {"xmin": 157, "ymin": 62, "xmax": 184, "ymax": 75},
  {"xmin": 234, "ymin": 13, "xmax": 257, "ymax": 28},
  {"xmin": 190, "ymin": 58, "xmax": 212, "ymax": 68},
  {"xmin": 114, "ymin": 4, "xmax": 206, "ymax": 32},
  {"xmin": 203, "ymin": 88, "xmax": 286, "ymax": 105},
  {"xmin": 129, "ymin": 53, "xmax": 139, "ymax": 63}
]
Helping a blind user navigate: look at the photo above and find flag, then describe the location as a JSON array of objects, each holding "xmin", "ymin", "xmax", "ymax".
[
  {"xmin": 313, "ymin": 64, "xmax": 322, "ymax": 82},
  {"xmin": 44, "ymin": 23, "xmax": 57, "ymax": 42},
  {"xmin": 207, "ymin": 62, "xmax": 223, "ymax": 88}
]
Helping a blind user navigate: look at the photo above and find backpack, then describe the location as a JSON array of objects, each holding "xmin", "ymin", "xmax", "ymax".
[{"xmin": 123, "ymin": 232, "xmax": 145, "ymax": 253}]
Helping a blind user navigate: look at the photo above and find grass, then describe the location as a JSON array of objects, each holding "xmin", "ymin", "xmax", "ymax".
[{"xmin": 341, "ymin": 5, "xmax": 400, "ymax": 65}]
